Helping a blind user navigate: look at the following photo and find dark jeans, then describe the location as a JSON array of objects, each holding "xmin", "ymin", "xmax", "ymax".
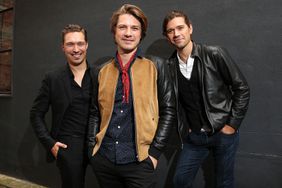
[
  {"xmin": 90, "ymin": 153, "xmax": 156, "ymax": 188},
  {"xmin": 56, "ymin": 136, "xmax": 88, "ymax": 188},
  {"xmin": 174, "ymin": 130, "xmax": 239, "ymax": 188}
]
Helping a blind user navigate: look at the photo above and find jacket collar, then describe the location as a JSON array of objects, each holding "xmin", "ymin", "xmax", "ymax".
[
  {"xmin": 190, "ymin": 42, "xmax": 201, "ymax": 60},
  {"xmin": 56, "ymin": 65, "xmax": 71, "ymax": 103},
  {"xmin": 169, "ymin": 41, "xmax": 201, "ymax": 63},
  {"xmin": 65, "ymin": 60, "xmax": 91, "ymax": 78}
]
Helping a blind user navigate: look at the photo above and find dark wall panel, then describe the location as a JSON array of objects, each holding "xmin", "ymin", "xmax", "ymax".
[{"xmin": 0, "ymin": 0, "xmax": 282, "ymax": 187}]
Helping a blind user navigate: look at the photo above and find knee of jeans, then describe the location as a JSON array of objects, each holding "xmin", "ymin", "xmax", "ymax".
[{"xmin": 173, "ymin": 171, "xmax": 193, "ymax": 188}]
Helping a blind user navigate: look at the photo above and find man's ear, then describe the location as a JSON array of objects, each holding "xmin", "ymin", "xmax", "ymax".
[
  {"xmin": 61, "ymin": 44, "xmax": 65, "ymax": 52},
  {"xmin": 189, "ymin": 24, "xmax": 193, "ymax": 35}
]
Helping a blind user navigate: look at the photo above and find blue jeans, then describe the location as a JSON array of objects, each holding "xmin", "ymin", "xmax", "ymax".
[{"xmin": 174, "ymin": 130, "xmax": 239, "ymax": 188}]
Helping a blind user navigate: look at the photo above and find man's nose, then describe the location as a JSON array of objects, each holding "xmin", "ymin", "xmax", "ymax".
[
  {"xmin": 174, "ymin": 29, "xmax": 180, "ymax": 36},
  {"xmin": 125, "ymin": 28, "xmax": 132, "ymax": 36},
  {"xmin": 73, "ymin": 44, "xmax": 80, "ymax": 52}
]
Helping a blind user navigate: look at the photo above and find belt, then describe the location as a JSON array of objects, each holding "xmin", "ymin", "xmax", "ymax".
[
  {"xmin": 189, "ymin": 127, "xmax": 212, "ymax": 134},
  {"xmin": 201, "ymin": 125, "xmax": 212, "ymax": 132}
]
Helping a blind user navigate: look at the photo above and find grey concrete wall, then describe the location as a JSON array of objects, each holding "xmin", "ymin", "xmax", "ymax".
[{"xmin": 0, "ymin": 0, "xmax": 282, "ymax": 187}]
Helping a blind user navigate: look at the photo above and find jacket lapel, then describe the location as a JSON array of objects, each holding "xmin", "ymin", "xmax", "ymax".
[{"xmin": 60, "ymin": 65, "xmax": 72, "ymax": 104}]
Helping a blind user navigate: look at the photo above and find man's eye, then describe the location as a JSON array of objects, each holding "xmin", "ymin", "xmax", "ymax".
[
  {"xmin": 117, "ymin": 25, "xmax": 127, "ymax": 30},
  {"xmin": 77, "ymin": 42, "xmax": 86, "ymax": 46},
  {"xmin": 66, "ymin": 43, "xmax": 74, "ymax": 47},
  {"xmin": 177, "ymin": 26, "xmax": 184, "ymax": 30},
  {"xmin": 132, "ymin": 26, "xmax": 140, "ymax": 31},
  {"xmin": 166, "ymin": 29, "xmax": 173, "ymax": 34}
]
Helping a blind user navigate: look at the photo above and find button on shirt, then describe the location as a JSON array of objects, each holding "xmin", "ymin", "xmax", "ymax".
[
  {"xmin": 99, "ymin": 54, "xmax": 137, "ymax": 165},
  {"xmin": 177, "ymin": 53, "xmax": 195, "ymax": 80}
]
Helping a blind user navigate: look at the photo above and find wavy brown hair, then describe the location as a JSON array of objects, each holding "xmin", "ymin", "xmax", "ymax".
[{"xmin": 110, "ymin": 4, "xmax": 148, "ymax": 40}]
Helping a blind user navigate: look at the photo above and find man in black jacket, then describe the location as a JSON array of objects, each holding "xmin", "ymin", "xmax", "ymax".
[
  {"xmin": 30, "ymin": 24, "xmax": 91, "ymax": 188},
  {"xmin": 162, "ymin": 11, "xmax": 250, "ymax": 188}
]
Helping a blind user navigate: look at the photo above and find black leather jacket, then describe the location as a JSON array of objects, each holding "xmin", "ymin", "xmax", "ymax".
[{"xmin": 167, "ymin": 42, "xmax": 250, "ymax": 144}]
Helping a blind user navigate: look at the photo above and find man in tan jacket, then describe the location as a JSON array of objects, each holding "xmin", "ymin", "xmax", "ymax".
[{"xmin": 87, "ymin": 4, "xmax": 176, "ymax": 188}]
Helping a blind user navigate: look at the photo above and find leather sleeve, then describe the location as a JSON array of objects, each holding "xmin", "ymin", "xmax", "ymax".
[
  {"xmin": 147, "ymin": 56, "xmax": 176, "ymax": 159},
  {"xmin": 87, "ymin": 66, "xmax": 101, "ymax": 158},
  {"xmin": 215, "ymin": 47, "xmax": 250, "ymax": 129}
]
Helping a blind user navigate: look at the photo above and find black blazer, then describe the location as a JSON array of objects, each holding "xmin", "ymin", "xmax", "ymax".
[{"xmin": 30, "ymin": 65, "xmax": 78, "ymax": 162}]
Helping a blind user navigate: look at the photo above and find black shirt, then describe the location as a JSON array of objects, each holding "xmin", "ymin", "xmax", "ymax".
[{"xmin": 58, "ymin": 65, "xmax": 92, "ymax": 137}]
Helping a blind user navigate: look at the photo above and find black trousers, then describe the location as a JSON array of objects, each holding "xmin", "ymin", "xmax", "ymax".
[
  {"xmin": 90, "ymin": 153, "xmax": 156, "ymax": 188},
  {"xmin": 56, "ymin": 136, "xmax": 88, "ymax": 188}
]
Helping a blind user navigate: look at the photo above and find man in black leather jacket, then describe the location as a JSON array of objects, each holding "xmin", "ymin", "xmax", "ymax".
[{"xmin": 162, "ymin": 11, "xmax": 250, "ymax": 188}]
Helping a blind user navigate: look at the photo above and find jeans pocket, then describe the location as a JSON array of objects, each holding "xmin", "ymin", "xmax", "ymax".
[
  {"xmin": 56, "ymin": 148, "xmax": 64, "ymax": 167},
  {"xmin": 57, "ymin": 147, "xmax": 65, "ymax": 160},
  {"xmin": 188, "ymin": 131, "xmax": 207, "ymax": 145},
  {"xmin": 219, "ymin": 130, "xmax": 237, "ymax": 137},
  {"xmin": 218, "ymin": 131, "xmax": 239, "ymax": 147}
]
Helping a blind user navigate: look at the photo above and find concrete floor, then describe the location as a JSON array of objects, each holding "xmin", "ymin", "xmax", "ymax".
[{"xmin": 0, "ymin": 174, "xmax": 46, "ymax": 188}]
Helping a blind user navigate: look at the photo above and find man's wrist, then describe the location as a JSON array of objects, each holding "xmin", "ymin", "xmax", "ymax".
[{"xmin": 148, "ymin": 146, "xmax": 162, "ymax": 160}]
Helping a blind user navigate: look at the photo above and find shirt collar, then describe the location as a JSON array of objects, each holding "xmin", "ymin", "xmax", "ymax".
[
  {"xmin": 114, "ymin": 48, "xmax": 143, "ymax": 68},
  {"xmin": 176, "ymin": 53, "xmax": 187, "ymax": 65},
  {"xmin": 66, "ymin": 61, "xmax": 90, "ymax": 79}
]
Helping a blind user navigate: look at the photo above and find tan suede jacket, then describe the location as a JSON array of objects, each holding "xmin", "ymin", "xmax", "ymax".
[{"xmin": 88, "ymin": 55, "xmax": 176, "ymax": 161}]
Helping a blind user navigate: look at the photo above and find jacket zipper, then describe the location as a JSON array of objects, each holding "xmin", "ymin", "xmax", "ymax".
[
  {"xmin": 197, "ymin": 60, "xmax": 215, "ymax": 134},
  {"xmin": 172, "ymin": 61, "xmax": 184, "ymax": 149},
  {"xmin": 130, "ymin": 69, "xmax": 141, "ymax": 161}
]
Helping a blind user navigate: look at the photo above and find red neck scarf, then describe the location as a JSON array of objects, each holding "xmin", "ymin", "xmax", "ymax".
[{"xmin": 117, "ymin": 52, "xmax": 136, "ymax": 103}]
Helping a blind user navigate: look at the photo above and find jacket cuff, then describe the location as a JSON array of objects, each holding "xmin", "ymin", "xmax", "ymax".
[
  {"xmin": 88, "ymin": 145, "xmax": 94, "ymax": 159},
  {"xmin": 148, "ymin": 146, "xmax": 162, "ymax": 160},
  {"xmin": 46, "ymin": 139, "xmax": 56, "ymax": 152},
  {"xmin": 227, "ymin": 118, "xmax": 242, "ymax": 130}
]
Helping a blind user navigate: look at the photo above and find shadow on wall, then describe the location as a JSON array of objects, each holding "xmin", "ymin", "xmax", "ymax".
[
  {"xmin": 92, "ymin": 56, "xmax": 113, "ymax": 68},
  {"xmin": 145, "ymin": 38, "xmax": 175, "ymax": 59},
  {"xmin": 17, "ymin": 113, "xmax": 60, "ymax": 187}
]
